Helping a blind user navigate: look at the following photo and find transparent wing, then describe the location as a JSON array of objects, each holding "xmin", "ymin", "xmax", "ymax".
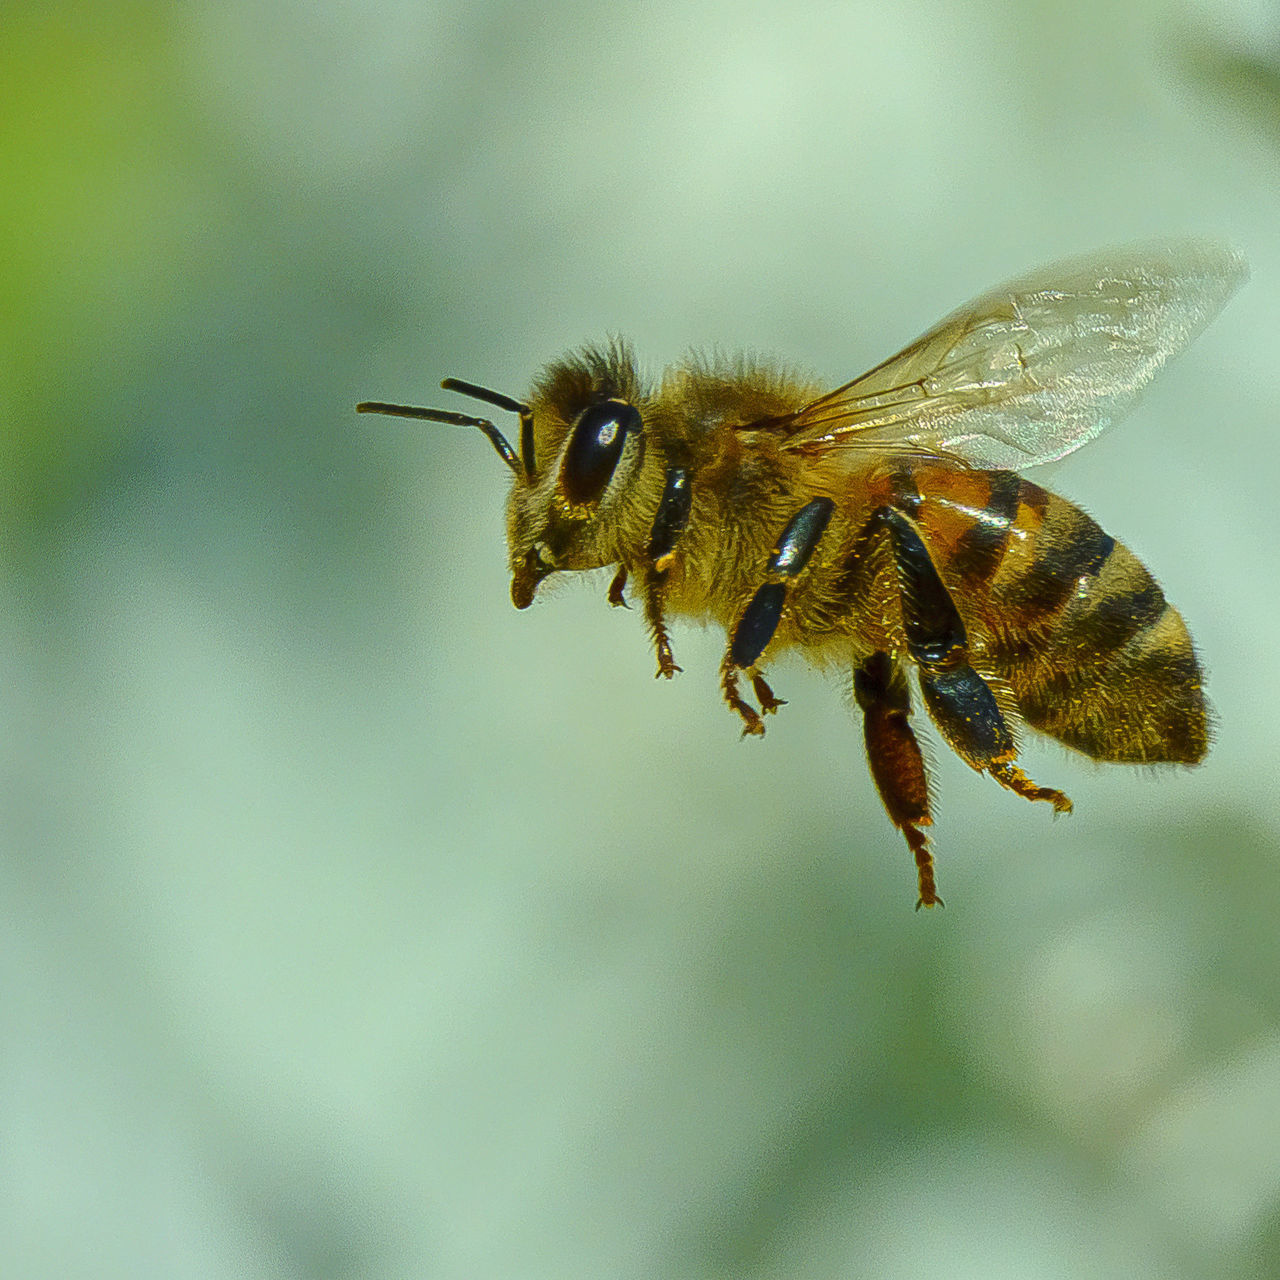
[{"xmin": 779, "ymin": 239, "xmax": 1247, "ymax": 469}]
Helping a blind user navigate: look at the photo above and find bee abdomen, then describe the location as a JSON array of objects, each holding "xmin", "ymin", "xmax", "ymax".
[
  {"xmin": 913, "ymin": 470, "xmax": 1208, "ymax": 765},
  {"xmin": 1003, "ymin": 536, "xmax": 1208, "ymax": 765},
  {"xmin": 1004, "ymin": 499, "xmax": 1205, "ymax": 765}
]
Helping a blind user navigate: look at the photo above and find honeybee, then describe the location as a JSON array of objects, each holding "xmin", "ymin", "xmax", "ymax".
[{"xmin": 359, "ymin": 240, "xmax": 1246, "ymax": 908}]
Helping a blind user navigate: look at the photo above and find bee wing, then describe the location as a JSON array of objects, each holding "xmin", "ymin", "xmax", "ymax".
[{"xmin": 779, "ymin": 240, "xmax": 1247, "ymax": 469}]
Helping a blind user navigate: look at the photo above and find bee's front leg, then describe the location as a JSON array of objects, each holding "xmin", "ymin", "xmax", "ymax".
[
  {"xmin": 640, "ymin": 465, "xmax": 693, "ymax": 678},
  {"xmin": 642, "ymin": 571, "xmax": 682, "ymax": 678},
  {"xmin": 720, "ymin": 498, "xmax": 835, "ymax": 735}
]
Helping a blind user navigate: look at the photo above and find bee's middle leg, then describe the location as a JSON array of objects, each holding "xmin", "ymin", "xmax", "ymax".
[
  {"xmin": 855, "ymin": 650, "xmax": 940, "ymax": 908},
  {"xmin": 719, "ymin": 498, "xmax": 836, "ymax": 734},
  {"xmin": 719, "ymin": 652, "xmax": 766, "ymax": 737}
]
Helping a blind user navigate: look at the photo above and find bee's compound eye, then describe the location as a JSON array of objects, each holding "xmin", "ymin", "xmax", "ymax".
[{"xmin": 561, "ymin": 401, "xmax": 642, "ymax": 507}]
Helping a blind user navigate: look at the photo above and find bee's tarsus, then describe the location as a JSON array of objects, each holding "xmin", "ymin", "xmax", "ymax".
[
  {"xmin": 643, "ymin": 569, "xmax": 682, "ymax": 679},
  {"xmin": 720, "ymin": 657, "xmax": 765, "ymax": 736},
  {"xmin": 990, "ymin": 762, "xmax": 1073, "ymax": 814},
  {"xmin": 751, "ymin": 672, "xmax": 786, "ymax": 715}
]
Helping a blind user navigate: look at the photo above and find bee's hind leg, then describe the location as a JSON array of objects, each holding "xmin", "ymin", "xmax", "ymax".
[
  {"xmin": 869, "ymin": 503, "xmax": 1072, "ymax": 816},
  {"xmin": 854, "ymin": 651, "xmax": 941, "ymax": 909}
]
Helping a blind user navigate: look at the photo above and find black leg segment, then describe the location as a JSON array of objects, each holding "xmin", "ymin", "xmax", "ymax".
[
  {"xmin": 727, "ymin": 498, "xmax": 836, "ymax": 669},
  {"xmin": 867, "ymin": 503, "xmax": 1011, "ymax": 768},
  {"xmin": 770, "ymin": 497, "xmax": 835, "ymax": 576},
  {"xmin": 638, "ymin": 465, "xmax": 693, "ymax": 677},
  {"xmin": 646, "ymin": 465, "xmax": 693, "ymax": 571},
  {"xmin": 730, "ymin": 583, "xmax": 787, "ymax": 668},
  {"xmin": 721, "ymin": 497, "xmax": 835, "ymax": 732},
  {"xmin": 865, "ymin": 505, "xmax": 965, "ymax": 664},
  {"xmin": 862, "ymin": 500, "xmax": 1072, "ymax": 825},
  {"xmin": 918, "ymin": 664, "xmax": 1015, "ymax": 769}
]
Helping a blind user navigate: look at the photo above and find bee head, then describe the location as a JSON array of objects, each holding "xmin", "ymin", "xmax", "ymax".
[
  {"xmin": 503, "ymin": 341, "xmax": 649, "ymax": 606},
  {"xmin": 356, "ymin": 340, "xmax": 650, "ymax": 609}
]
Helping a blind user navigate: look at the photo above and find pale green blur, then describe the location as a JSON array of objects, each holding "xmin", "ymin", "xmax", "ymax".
[{"xmin": 3, "ymin": 2, "xmax": 1280, "ymax": 1277}]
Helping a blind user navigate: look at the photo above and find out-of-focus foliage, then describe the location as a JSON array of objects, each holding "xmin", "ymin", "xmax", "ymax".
[
  {"xmin": 3, "ymin": 1, "xmax": 1278, "ymax": 1278},
  {"xmin": 1, "ymin": 6, "xmax": 204, "ymax": 539}
]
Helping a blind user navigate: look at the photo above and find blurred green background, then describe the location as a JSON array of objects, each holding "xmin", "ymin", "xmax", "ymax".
[{"xmin": 4, "ymin": 1, "xmax": 1279, "ymax": 1277}]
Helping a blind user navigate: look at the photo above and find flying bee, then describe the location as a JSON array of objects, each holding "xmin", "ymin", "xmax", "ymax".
[{"xmin": 359, "ymin": 240, "xmax": 1246, "ymax": 908}]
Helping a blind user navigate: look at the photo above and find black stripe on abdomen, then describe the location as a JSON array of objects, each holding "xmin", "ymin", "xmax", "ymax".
[
  {"xmin": 949, "ymin": 469, "xmax": 1021, "ymax": 582},
  {"xmin": 997, "ymin": 496, "xmax": 1115, "ymax": 619}
]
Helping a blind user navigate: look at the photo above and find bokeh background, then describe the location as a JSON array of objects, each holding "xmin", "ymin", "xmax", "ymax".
[{"xmin": 4, "ymin": 1, "xmax": 1279, "ymax": 1277}]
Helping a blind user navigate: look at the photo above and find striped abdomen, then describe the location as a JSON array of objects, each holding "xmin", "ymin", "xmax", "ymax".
[{"xmin": 906, "ymin": 466, "xmax": 1208, "ymax": 765}]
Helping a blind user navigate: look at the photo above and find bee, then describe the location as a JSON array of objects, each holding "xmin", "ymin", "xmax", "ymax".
[{"xmin": 359, "ymin": 240, "xmax": 1246, "ymax": 908}]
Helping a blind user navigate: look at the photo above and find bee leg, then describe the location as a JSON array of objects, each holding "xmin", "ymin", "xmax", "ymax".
[
  {"xmin": 722, "ymin": 582, "xmax": 786, "ymax": 735},
  {"xmin": 641, "ymin": 465, "xmax": 694, "ymax": 678},
  {"xmin": 751, "ymin": 672, "xmax": 787, "ymax": 714},
  {"xmin": 871, "ymin": 505, "xmax": 1071, "ymax": 814},
  {"xmin": 923, "ymin": 670, "xmax": 1070, "ymax": 814},
  {"xmin": 720, "ymin": 652, "xmax": 766, "ymax": 737},
  {"xmin": 607, "ymin": 565, "xmax": 629, "ymax": 608},
  {"xmin": 720, "ymin": 498, "xmax": 838, "ymax": 731},
  {"xmin": 643, "ymin": 571, "xmax": 682, "ymax": 678},
  {"xmin": 716, "ymin": 664, "xmax": 785, "ymax": 734},
  {"xmin": 989, "ymin": 761, "xmax": 1073, "ymax": 813},
  {"xmin": 854, "ymin": 651, "xmax": 940, "ymax": 909}
]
